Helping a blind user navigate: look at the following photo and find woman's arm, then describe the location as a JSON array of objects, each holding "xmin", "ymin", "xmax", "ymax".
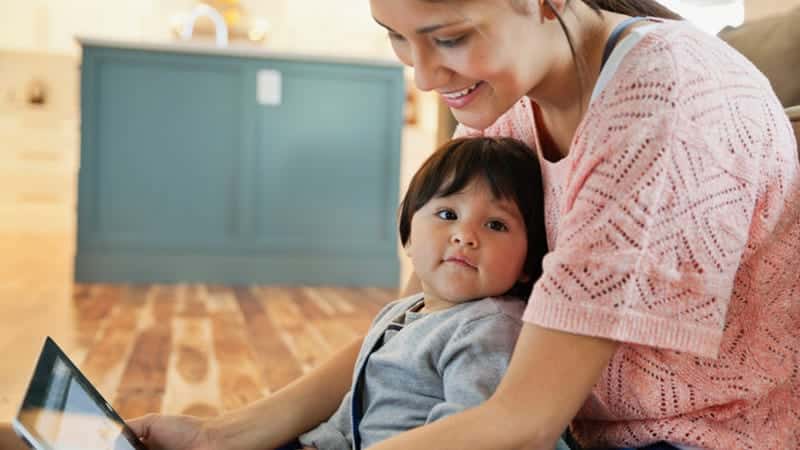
[
  {"xmin": 207, "ymin": 335, "xmax": 363, "ymax": 450},
  {"xmin": 368, "ymin": 324, "xmax": 619, "ymax": 450}
]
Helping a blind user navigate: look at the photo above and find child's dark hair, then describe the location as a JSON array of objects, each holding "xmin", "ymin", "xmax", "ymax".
[{"xmin": 398, "ymin": 137, "xmax": 548, "ymax": 299}]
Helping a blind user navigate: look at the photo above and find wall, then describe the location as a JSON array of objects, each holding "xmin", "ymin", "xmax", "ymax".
[
  {"xmin": 4, "ymin": 1, "xmax": 800, "ymax": 57},
  {"xmin": 0, "ymin": 1, "xmax": 394, "ymax": 59},
  {"xmin": 0, "ymin": 0, "xmax": 440, "ymax": 290},
  {"xmin": 745, "ymin": 0, "xmax": 800, "ymax": 20}
]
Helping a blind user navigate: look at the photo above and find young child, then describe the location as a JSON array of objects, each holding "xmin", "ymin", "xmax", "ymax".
[{"xmin": 283, "ymin": 136, "xmax": 562, "ymax": 450}]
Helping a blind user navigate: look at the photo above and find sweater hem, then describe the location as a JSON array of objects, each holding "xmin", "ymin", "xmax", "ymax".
[{"xmin": 523, "ymin": 299, "xmax": 722, "ymax": 359}]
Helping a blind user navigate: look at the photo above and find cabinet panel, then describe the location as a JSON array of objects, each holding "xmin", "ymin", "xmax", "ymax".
[
  {"xmin": 80, "ymin": 51, "xmax": 242, "ymax": 249},
  {"xmin": 77, "ymin": 47, "xmax": 404, "ymax": 286},
  {"xmin": 250, "ymin": 62, "xmax": 401, "ymax": 255}
]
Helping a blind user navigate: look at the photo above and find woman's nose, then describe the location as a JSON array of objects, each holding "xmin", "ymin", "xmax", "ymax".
[
  {"xmin": 412, "ymin": 48, "xmax": 447, "ymax": 92},
  {"xmin": 450, "ymin": 228, "xmax": 478, "ymax": 248}
]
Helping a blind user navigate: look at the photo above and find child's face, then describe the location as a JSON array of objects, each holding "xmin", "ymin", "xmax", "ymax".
[{"xmin": 405, "ymin": 178, "xmax": 529, "ymax": 311}]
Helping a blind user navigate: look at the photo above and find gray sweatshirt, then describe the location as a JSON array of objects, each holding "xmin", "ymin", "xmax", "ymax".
[{"xmin": 298, "ymin": 294, "xmax": 526, "ymax": 450}]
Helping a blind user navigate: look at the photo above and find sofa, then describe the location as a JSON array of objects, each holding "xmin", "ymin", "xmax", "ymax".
[
  {"xmin": 718, "ymin": 8, "xmax": 800, "ymax": 156},
  {"xmin": 788, "ymin": 106, "xmax": 800, "ymax": 147},
  {"xmin": 718, "ymin": 6, "xmax": 800, "ymax": 109}
]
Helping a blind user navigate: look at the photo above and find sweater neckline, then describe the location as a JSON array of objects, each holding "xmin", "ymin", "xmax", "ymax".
[{"xmin": 529, "ymin": 19, "xmax": 671, "ymax": 169}]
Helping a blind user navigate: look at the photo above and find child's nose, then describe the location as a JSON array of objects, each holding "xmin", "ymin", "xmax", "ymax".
[{"xmin": 450, "ymin": 228, "xmax": 478, "ymax": 248}]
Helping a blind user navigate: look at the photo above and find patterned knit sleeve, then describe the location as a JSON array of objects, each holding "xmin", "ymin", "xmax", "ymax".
[{"xmin": 523, "ymin": 105, "xmax": 760, "ymax": 359}]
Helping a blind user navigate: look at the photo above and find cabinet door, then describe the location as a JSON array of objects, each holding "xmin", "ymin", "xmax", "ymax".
[
  {"xmin": 77, "ymin": 48, "xmax": 403, "ymax": 286},
  {"xmin": 79, "ymin": 49, "xmax": 243, "ymax": 251},
  {"xmin": 247, "ymin": 61, "xmax": 403, "ymax": 282}
]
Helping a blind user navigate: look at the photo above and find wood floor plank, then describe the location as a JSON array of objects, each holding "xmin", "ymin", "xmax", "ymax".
[
  {"xmin": 300, "ymin": 286, "xmax": 339, "ymax": 319},
  {"xmin": 294, "ymin": 288, "xmax": 360, "ymax": 353},
  {"xmin": 110, "ymin": 287, "xmax": 173, "ymax": 419},
  {"xmin": 0, "ymin": 281, "xmax": 403, "ymax": 425},
  {"xmin": 72, "ymin": 284, "xmax": 119, "ymax": 349},
  {"xmin": 333, "ymin": 287, "xmax": 382, "ymax": 317},
  {"xmin": 114, "ymin": 327, "xmax": 171, "ymax": 419},
  {"xmin": 360, "ymin": 287, "xmax": 399, "ymax": 306},
  {"xmin": 307, "ymin": 287, "xmax": 354, "ymax": 315},
  {"xmin": 294, "ymin": 287, "xmax": 332, "ymax": 320},
  {"xmin": 183, "ymin": 284, "xmax": 208, "ymax": 318},
  {"xmin": 151, "ymin": 285, "xmax": 178, "ymax": 325},
  {"xmin": 257, "ymin": 287, "xmax": 332, "ymax": 374},
  {"xmin": 161, "ymin": 317, "xmax": 220, "ymax": 417},
  {"xmin": 233, "ymin": 287, "xmax": 302, "ymax": 392},
  {"xmin": 210, "ymin": 287, "xmax": 266, "ymax": 411},
  {"xmin": 82, "ymin": 286, "xmax": 145, "ymax": 405},
  {"xmin": 331, "ymin": 287, "xmax": 394, "ymax": 337}
]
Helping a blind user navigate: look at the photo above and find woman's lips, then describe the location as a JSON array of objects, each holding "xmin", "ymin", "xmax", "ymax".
[{"xmin": 440, "ymin": 81, "xmax": 484, "ymax": 109}]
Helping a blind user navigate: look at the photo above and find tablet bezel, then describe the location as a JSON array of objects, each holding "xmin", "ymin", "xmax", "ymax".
[{"xmin": 12, "ymin": 336, "xmax": 148, "ymax": 450}]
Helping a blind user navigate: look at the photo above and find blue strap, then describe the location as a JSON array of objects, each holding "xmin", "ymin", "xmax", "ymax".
[
  {"xmin": 601, "ymin": 16, "xmax": 650, "ymax": 69},
  {"xmin": 350, "ymin": 331, "xmax": 388, "ymax": 450}
]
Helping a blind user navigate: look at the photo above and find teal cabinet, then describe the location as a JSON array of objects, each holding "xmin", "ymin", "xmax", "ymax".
[{"xmin": 77, "ymin": 44, "xmax": 404, "ymax": 286}]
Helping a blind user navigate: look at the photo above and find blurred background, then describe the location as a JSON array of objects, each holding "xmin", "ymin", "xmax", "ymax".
[
  {"xmin": 2, "ymin": 0, "xmax": 795, "ymax": 294},
  {"xmin": 0, "ymin": 1, "xmax": 798, "ymax": 443}
]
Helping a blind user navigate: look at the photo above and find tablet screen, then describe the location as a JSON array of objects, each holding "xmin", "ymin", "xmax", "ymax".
[{"xmin": 14, "ymin": 338, "xmax": 147, "ymax": 450}]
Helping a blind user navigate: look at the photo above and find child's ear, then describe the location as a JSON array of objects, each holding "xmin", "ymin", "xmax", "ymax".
[{"xmin": 403, "ymin": 241, "xmax": 412, "ymax": 258}]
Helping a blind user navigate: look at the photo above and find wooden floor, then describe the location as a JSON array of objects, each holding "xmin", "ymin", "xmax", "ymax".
[{"xmin": 0, "ymin": 283, "xmax": 397, "ymax": 425}]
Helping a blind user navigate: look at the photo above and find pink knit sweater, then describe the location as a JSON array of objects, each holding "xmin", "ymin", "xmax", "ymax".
[{"xmin": 459, "ymin": 21, "xmax": 799, "ymax": 450}]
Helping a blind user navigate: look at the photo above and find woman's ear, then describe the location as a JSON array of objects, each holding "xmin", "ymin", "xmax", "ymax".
[{"xmin": 539, "ymin": 0, "xmax": 563, "ymax": 22}]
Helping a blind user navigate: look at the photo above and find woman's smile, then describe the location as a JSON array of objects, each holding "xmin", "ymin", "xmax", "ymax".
[{"xmin": 439, "ymin": 81, "xmax": 486, "ymax": 109}]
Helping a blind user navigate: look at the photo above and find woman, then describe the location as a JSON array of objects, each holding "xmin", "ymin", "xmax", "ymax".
[{"xmin": 130, "ymin": 1, "xmax": 800, "ymax": 449}]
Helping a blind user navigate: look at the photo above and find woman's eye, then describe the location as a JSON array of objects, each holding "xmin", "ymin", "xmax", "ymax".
[
  {"xmin": 434, "ymin": 34, "xmax": 467, "ymax": 48},
  {"xmin": 388, "ymin": 31, "xmax": 405, "ymax": 42},
  {"xmin": 486, "ymin": 220, "xmax": 508, "ymax": 232},
  {"xmin": 436, "ymin": 209, "xmax": 457, "ymax": 220}
]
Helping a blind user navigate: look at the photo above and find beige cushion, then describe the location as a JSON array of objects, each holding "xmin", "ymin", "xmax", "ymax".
[
  {"xmin": 719, "ymin": 7, "xmax": 800, "ymax": 108},
  {"xmin": 787, "ymin": 106, "xmax": 800, "ymax": 149}
]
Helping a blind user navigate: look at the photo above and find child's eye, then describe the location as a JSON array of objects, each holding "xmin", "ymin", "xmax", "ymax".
[
  {"xmin": 388, "ymin": 31, "xmax": 405, "ymax": 42},
  {"xmin": 436, "ymin": 209, "xmax": 457, "ymax": 220},
  {"xmin": 486, "ymin": 220, "xmax": 508, "ymax": 232}
]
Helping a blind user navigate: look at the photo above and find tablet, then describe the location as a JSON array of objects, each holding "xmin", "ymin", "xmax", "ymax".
[{"xmin": 12, "ymin": 337, "xmax": 148, "ymax": 450}]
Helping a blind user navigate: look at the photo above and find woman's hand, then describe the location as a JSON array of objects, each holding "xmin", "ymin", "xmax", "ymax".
[
  {"xmin": 125, "ymin": 336, "xmax": 363, "ymax": 450},
  {"xmin": 128, "ymin": 414, "xmax": 216, "ymax": 450}
]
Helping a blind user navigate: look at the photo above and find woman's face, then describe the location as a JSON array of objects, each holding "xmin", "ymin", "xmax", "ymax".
[{"xmin": 370, "ymin": 0, "xmax": 560, "ymax": 129}]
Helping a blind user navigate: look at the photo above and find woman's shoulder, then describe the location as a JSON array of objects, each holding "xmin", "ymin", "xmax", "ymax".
[{"xmin": 592, "ymin": 20, "xmax": 773, "ymax": 112}]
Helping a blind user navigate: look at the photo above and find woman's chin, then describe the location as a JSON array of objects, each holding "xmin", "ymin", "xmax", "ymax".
[{"xmin": 450, "ymin": 108, "xmax": 503, "ymax": 132}]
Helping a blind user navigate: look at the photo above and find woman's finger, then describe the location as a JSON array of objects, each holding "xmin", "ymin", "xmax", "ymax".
[{"xmin": 127, "ymin": 413, "xmax": 158, "ymax": 441}]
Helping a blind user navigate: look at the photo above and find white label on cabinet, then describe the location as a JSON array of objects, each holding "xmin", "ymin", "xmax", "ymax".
[{"xmin": 257, "ymin": 70, "xmax": 282, "ymax": 106}]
